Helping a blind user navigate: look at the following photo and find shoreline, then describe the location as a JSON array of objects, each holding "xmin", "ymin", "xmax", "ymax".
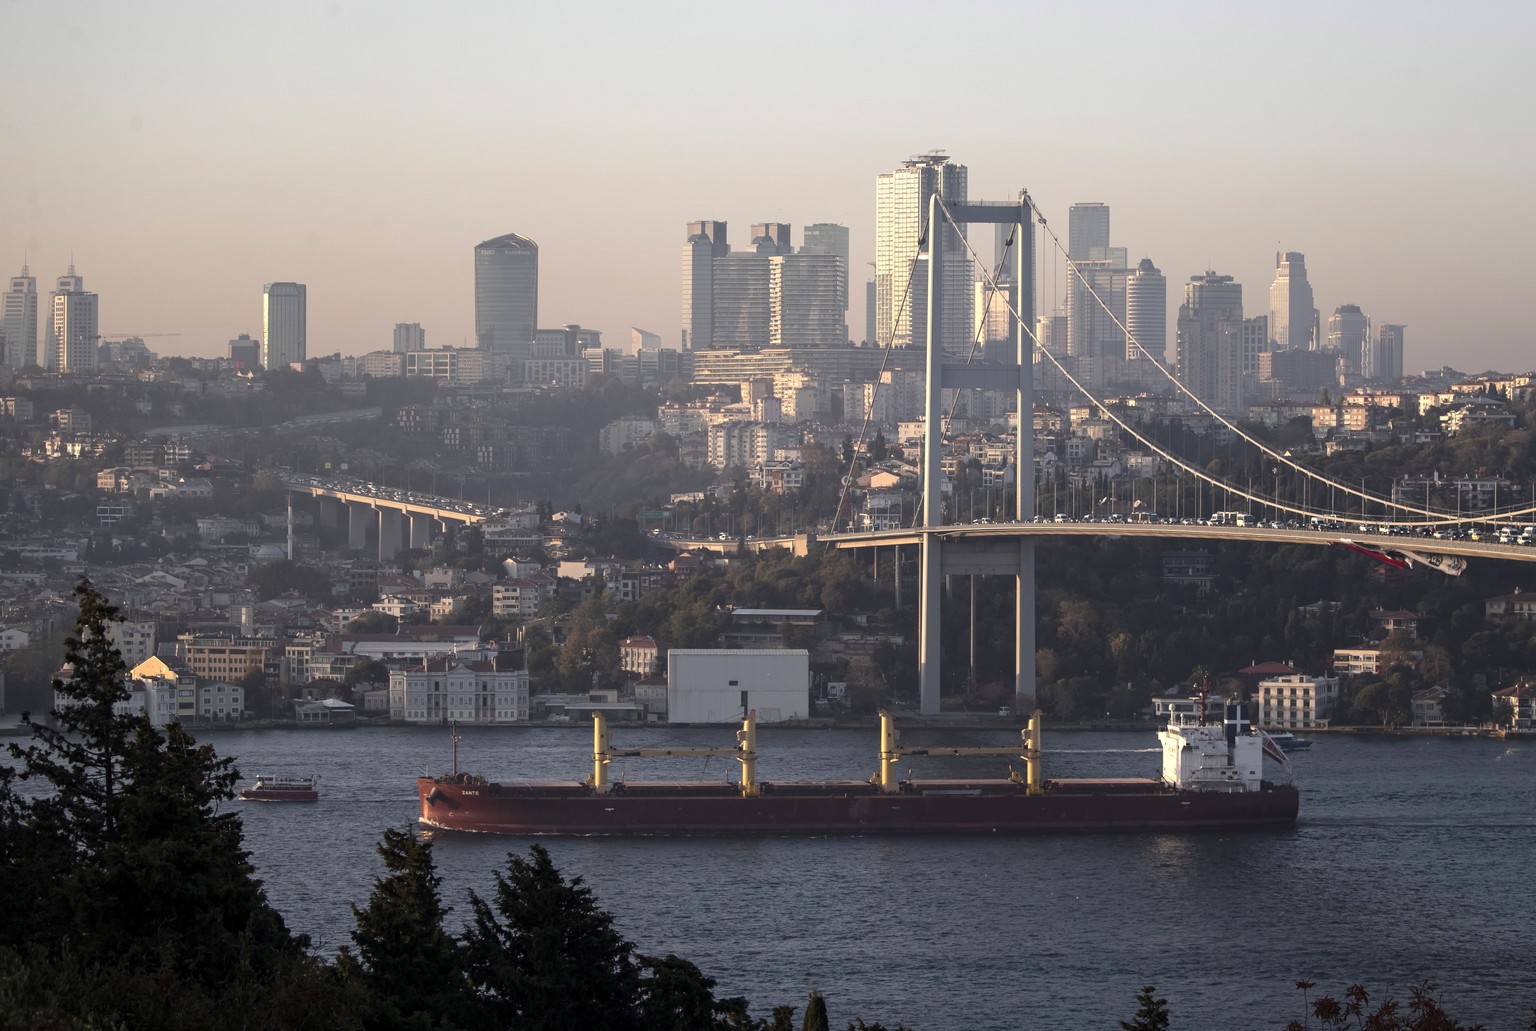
[{"xmin": 89, "ymin": 716, "xmax": 1532, "ymax": 741}]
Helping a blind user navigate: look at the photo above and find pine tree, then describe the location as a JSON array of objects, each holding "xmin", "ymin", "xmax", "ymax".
[
  {"xmin": 802, "ymin": 988, "xmax": 830, "ymax": 1031},
  {"xmin": 340, "ymin": 825, "xmax": 467, "ymax": 1030},
  {"xmin": 462, "ymin": 843, "xmax": 641, "ymax": 1030},
  {"xmin": 1120, "ymin": 984, "xmax": 1170, "ymax": 1031},
  {"xmin": 4, "ymin": 578, "xmax": 304, "ymax": 983}
]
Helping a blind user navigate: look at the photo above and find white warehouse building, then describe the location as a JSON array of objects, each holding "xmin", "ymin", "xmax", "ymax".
[{"xmin": 666, "ymin": 649, "xmax": 810, "ymax": 724}]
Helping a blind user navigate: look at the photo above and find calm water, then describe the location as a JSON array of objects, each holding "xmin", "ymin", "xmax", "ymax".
[{"xmin": 218, "ymin": 723, "xmax": 1536, "ymax": 1030}]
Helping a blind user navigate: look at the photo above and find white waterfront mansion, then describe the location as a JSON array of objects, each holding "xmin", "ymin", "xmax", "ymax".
[{"xmin": 388, "ymin": 658, "xmax": 530, "ymax": 724}]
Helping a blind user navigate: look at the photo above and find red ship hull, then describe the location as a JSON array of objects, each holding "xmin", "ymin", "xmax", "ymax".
[{"xmin": 417, "ymin": 777, "xmax": 1299, "ymax": 835}]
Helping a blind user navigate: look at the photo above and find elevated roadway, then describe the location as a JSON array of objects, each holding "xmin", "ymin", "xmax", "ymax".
[
  {"xmin": 277, "ymin": 472, "xmax": 502, "ymax": 560},
  {"xmin": 656, "ymin": 521, "xmax": 1536, "ymax": 567}
]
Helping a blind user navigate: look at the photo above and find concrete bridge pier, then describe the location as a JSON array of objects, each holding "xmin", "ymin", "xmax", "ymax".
[
  {"xmin": 317, "ymin": 496, "xmax": 340, "ymax": 531},
  {"xmin": 348, "ymin": 502, "xmax": 372, "ymax": 552},
  {"xmin": 377, "ymin": 507, "xmax": 403, "ymax": 562},
  {"xmin": 409, "ymin": 513, "xmax": 434, "ymax": 551}
]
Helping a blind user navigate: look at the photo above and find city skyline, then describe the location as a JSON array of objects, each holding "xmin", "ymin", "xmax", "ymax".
[{"xmin": 1, "ymin": 2, "xmax": 1531, "ymax": 370}]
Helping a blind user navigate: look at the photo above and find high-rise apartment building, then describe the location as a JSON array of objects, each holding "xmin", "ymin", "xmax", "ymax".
[
  {"xmin": 710, "ymin": 250, "xmax": 774, "ymax": 349},
  {"xmin": 1125, "ymin": 258, "xmax": 1166, "ymax": 363},
  {"xmin": 1366, "ymin": 324, "xmax": 1405, "ymax": 384},
  {"xmin": 51, "ymin": 265, "xmax": 98, "ymax": 374},
  {"xmin": 1176, "ymin": 272, "xmax": 1244, "ymax": 413},
  {"xmin": 771, "ymin": 253, "xmax": 848, "ymax": 348},
  {"xmin": 474, "ymin": 233, "xmax": 538, "ymax": 355},
  {"xmin": 262, "ymin": 282, "xmax": 307, "ymax": 370},
  {"xmin": 393, "ymin": 322, "xmax": 426, "ymax": 353},
  {"xmin": 683, "ymin": 222, "xmax": 844, "ymax": 349},
  {"xmin": 1268, "ymin": 251, "xmax": 1316, "ymax": 351},
  {"xmin": 875, "ymin": 152, "xmax": 972, "ymax": 351},
  {"xmin": 2, "ymin": 263, "xmax": 38, "ymax": 370},
  {"xmin": 1241, "ymin": 315, "xmax": 1269, "ymax": 379},
  {"xmin": 801, "ymin": 223, "xmax": 850, "ymax": 325}
]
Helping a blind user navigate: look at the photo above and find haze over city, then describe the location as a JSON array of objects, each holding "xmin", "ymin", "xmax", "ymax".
[{"xmin": 3, "ymin": 0, "xmax": 1533, "ymax": 369}]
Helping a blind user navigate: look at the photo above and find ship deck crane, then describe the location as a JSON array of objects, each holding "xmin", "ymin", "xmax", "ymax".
[
  {"xmin": 877, "ymin": 710, "xmax": 1044, "ymax": 795},
  {"xmin": 590, "ymin": 710, "xmax": 758, "ymax": 796}
]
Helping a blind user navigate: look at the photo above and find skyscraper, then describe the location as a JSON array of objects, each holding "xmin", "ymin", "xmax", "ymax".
[
  {"xmin": 262, "ymin": 282, "xmax": 307, "ymax": 370},
  {"xmin": 771, "ymin": 252, "xmax": 848, "ymax": 347},
  {"xmin": 1064, "ymin": 203, "xmax": 1129, "ymax": 388},
  {"xmin": 710, "ymin": 248, "xmax": 774, "ymax": 350},
  {"xmin": 1125, "ymin": 258, "xmax": 1167, "ymax": 363},
  {"xmin": 1268, "ymin": 251, "xmax": 1316, "ymax": 351},
  {"xmin": 864, "ymin": 280, "xmax": 876, "ymax": 346},
  {"xmin": 681, "ymin": 220, "xmax": 728, "ymax": 350},
  {"xmin": 474, "ymin": 233, "xmax": 538, "ymax": 355},
  {"xmin": 2, "ymin": 263, "xmax": 38, "ymax": 370},
  {"xmin": 875, "ymin": 152, "xmax": 972, "ymax": 351},
  {"xmin": 1326, "ymin": 303, "xmax": 1370, "ymax": 378},
  {"xmin": 801, "ymin": 223, "xmax": 850, "ymax": 328},
  {"xmin": 683, "ymin": 222, "xmax": 845, "ymax": 349},
  {"xmin": 1068, "ymin": 203, "xmax": 1111, "ymax": 261},
  {"xmin": 1366, "ymin": 324, "xmax": 1405, "ymax": 384},
  {"xmin": 51, "ymin": 265, "xmax": 98, "ymax": 374},
  {"xmin": 1241, "ymin": 315, "xmax": 1269, "ymax": 379},
  {"xmin": 1176, "ymin": 272, "xmax": 1244, "ymax": 413},
  {"xmin": 393, "ymin": 322, "xmax": 426, "ymax": 353}
]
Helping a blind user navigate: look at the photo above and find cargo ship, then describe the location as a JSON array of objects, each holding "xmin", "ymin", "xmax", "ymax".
[{"xmin": 417, "ymin": 703, "xmax": 1298, "ymax": 835}]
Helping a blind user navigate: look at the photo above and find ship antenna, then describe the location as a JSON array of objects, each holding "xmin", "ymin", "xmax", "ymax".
[
  {"xmin": 451, "ymin": 720, "xmax": 460, "ymax": 777},
  {"xmin": 1196, "ymin": 672, "xmax": 1209, "ymax": 727}
]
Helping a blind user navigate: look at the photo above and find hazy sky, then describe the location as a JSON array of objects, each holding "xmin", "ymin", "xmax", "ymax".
[{"xmin": 3, "ymin": 1, "xmax": 1533, "ymax": 372}]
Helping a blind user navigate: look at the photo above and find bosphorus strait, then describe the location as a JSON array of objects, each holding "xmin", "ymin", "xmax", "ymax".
[{"xmin": 229, "ymin": 724, "xmax": 1536, "ymax": 1029}]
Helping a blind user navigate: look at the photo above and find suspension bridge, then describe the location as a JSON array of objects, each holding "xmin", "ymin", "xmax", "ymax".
[{"xmin": 276, "ymin": 187, "xmax": 1536, "ymax": 718}]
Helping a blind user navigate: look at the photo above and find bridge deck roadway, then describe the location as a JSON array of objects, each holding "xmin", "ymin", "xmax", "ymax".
[
  {"xmin": 659, "ymin": 522, "xmax": 1536, "ymax": 565},
  {"xmin": 280, "ymin": 481, "xmax": 489, "ymax": 525}
]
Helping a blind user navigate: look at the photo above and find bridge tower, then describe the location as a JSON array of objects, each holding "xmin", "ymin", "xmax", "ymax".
[{"xmin": 917, "ymin": 194, "xmax": 1036, "ymax": 715}]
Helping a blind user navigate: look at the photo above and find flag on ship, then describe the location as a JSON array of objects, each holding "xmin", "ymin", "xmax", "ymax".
[{"xmin": 1261, "ymin": 734, "xmax": 1290, "ymax": 766}]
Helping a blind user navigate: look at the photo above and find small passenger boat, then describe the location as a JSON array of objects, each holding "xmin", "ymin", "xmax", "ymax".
[{"xmin": 240, "ymin": 774, "xmax": 320, "ymax": 802}]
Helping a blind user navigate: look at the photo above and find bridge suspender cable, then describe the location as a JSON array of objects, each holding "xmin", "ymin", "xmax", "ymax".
[{"xmin": 937, "ymin": 195, "xmax": 1536, "ymax": 528}]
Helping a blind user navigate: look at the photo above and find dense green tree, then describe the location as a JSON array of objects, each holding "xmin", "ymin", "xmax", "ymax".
[
  {"xmin": 636, "ymin": 953, "xmax": 752, "ymax": 1030},
  {"xmin": 338, "ymin": 826, "xmax": 467, "ymax": 1030},
  {"xmin": 0, "ymin": 578, "xmax": 316, "ymax": 1027},
  {"xmin": 462, "ymin": 843, "xmax": 642, "ymax": 1031},
  {"xmin": 802, "ymin": 988, "xmax": 830, "ymax": 1031}
]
